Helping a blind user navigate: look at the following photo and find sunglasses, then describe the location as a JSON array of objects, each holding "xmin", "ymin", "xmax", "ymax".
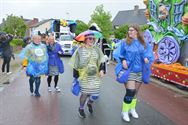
[{"xmin": 86, "ymin": 37, "xmax": 95, "ymax": 41}]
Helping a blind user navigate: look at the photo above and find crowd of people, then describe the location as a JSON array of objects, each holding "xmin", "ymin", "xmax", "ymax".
[{"xmin": 1, "ymin": 24, "xmax": 154, "ymax": 122}]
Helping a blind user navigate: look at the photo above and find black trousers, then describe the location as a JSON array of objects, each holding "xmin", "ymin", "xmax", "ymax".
[{"xmin": 2, "ymin": 56, "xmax": 11, "ymax": 73}]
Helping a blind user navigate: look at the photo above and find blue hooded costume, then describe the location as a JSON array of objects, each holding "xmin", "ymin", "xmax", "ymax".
[
  {"xmin": 20, "ymin": 42, "xmax": 48, "ymax": 77},
  {"xmin": 113, "ymin": 39, "xmax": 155, "ymax": 84}
]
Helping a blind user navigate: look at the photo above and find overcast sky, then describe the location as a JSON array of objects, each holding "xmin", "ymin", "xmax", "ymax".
[{"xmin": 0, "ymin": 0, "xmax": 146, "ymax": 23}]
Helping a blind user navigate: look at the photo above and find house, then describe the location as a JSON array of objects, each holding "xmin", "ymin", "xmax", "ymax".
[
  {"xmin": 24, "ymin": 18, "xmax": 39, "ymax": 37},
  {"xmin": 30, "ymin": 19, "xmax": 54, "ymax": 36},
  {"xmin": 112, "ymin": 5, "xmax": 147, "ymax": 29}
]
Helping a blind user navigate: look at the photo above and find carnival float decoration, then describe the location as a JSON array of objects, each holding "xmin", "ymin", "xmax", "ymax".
[{"xmin": 143, "ymin": 0, "xmax": 188, "ymax": 87}]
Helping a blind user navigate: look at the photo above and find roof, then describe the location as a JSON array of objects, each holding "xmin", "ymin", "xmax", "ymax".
[
  {"xmin": 112, "ymin": 9, "xmax": 147, "ymax": 28},
  {"xmin": 31, "ymin": 19, "xmax": 53, "ymax": 27}
]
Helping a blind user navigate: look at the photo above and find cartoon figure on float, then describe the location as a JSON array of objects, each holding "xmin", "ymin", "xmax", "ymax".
[{"xmin": 143, "ymin": 0, "xmax": 188, "ymax": 87}]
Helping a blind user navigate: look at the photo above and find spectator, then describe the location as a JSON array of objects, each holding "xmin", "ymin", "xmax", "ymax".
[{"xmin": 1, "ymin": 34, "xmax": 14, "ymax": 74}]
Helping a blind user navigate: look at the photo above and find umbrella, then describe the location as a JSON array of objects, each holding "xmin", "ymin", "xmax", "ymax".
[{"xmin": 75, "ymin": 30, "xmax": 102, "ymax": 42}]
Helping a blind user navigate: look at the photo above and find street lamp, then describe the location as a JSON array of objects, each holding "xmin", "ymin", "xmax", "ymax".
[{"xmin": 66, "ymin": 12, "xmax": 70, "ymax": 20}]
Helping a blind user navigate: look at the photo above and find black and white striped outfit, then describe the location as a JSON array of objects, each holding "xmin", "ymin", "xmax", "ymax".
[
  {"xmin": 128, "ymin": 72, "xmax": 142, "ymax": 83},
  {"xmin": 75, "ymin": 47, "xmax": 104, "ymax": 94}
]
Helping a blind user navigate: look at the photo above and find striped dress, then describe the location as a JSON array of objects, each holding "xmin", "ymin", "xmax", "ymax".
[{"xmin": 74, "ymin": 46, "xmax": 104, "ymax": 94}]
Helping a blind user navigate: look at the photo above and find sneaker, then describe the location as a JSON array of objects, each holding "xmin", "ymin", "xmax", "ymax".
[
  {"xmin": 6, "ymin": 72, "xmax": 12, "ymax": 75},
  {"xmin": 87, "ymin": 103, "xmax": 93, "ymax": 114},
  {"xmin": 78, "ymin": 108, "xmax": 86, "ymax": 118},
  {"xmin": 55, "ymin": 86, "xmax": 61, "ymax": 92},
  {"xmin": 121, "ymin": 112, "xmax": 130, "ymax": 122},
  {"xmin": 2, "ymin": 72, "xmax": 6, "ymax": 74},
  {"xmin": 30, "ymin": 93, "xmax": 34, "ymax": 96},
  {"xmin": 34, "ymin": 92, "xmax": 41, "ymax": 97},
  {"xmin": 129, "ymin": 109, "xmax": 139, "ymax": 119},
  {"xmin": 48, "ymin": 87, "xmax": 52, "ymax": 92}
]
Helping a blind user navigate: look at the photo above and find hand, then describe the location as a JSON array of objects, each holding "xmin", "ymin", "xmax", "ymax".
[
  {"xmin": 122, "ymin": 60, "xmax": 128, "ymax": 69},
  {"xmin": 99, "ymin": 70, "xmax": 104, "ymax": 78},
  {"xmin": 144, "ymin": 58, "xmax": 149, "ymax": 64},
  {"xmin": 22, "ymin": 67, "xmax": 26, "ymax": 70},
  {"xmin": 12, "ymin": 55, "xmax": 15, "ymax": 60}
]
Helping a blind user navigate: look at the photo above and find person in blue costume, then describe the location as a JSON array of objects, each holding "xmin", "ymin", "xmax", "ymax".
[
  {"xmin": 21, "ymin": 35, "xmax": 48, "ymax": 97},
  {"xmin": 116, "ymin": 24, "xmax": 154, "ymax": 122},
  {"xmin": 46, "ymin": 35, "xmax": 64, "ymax": 92}
]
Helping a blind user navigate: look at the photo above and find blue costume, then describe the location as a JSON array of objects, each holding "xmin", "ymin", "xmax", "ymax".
[
  {"xmin": 19, "ymin": 42, "xmax": 48, "ymax": 96},
  {"xmin": 113, "ymin": 39, "xmax": 155, "ymax": 83},
  {"xmin": 47, "ymin": 42, "xmax": 64, "ymax": 74}
]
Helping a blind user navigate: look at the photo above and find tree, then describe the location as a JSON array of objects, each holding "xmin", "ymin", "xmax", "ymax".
[
  {"xmin": 1, "ymin": 14, "xmax": 27, "ymax": 37},
  {"xmin": 75, "ymin": 20, "xmax": 89, "ymax": 35},
  {"xmin": 114, "ymin": 24, "xmax": 129, "ymax": 39},
  {"xmin": 140, "ymin": 24, "xmax": 149, "ymax": 32},
  {"xmin": 89, "ymin": 4, "xmax": 112, "ymax": 39}
]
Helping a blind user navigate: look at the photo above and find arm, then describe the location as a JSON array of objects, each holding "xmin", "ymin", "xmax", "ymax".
[
  {"xmin": 57, "ymin": 43, "xmax": 64, "ymax": 55},
  {"xmin": 142, "ymin": 43, "xmax": 154, "ymax": 64},
  {"xmin": 22, "ymin": 59, "xmax": 28, "ymax": 69},
  {"xmin": 73, "ymin": 68, "xmax": 79, "ymax": 78},
  {"xmin": 119, "ymin": 41, "xmax": 128, "ymax": 69},
  {"xmin": 99, "ymin": 62, "xmax": 106, "ymax": 74}
]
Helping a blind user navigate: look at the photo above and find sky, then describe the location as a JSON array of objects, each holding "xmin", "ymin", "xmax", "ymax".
[{"xmin": 0, "ymin": 0, "xmax": 146, "ymax": 24}]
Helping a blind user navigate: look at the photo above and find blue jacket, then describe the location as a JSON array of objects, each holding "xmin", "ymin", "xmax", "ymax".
[
  {"xmin": 113, "ymin": 39, "xmax": 155, "ymax": 83},
  {"xmin": 119, "ymin": 39, "xmax": 147, "ymax": 73},
  {"xmin": 47, "ymin": 43, "xmax": 64, "ymax": 73}
]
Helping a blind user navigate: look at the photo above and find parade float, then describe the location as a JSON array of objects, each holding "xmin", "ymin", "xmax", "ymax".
[
  {"xmin": 51, "ymin": 19, "xmax": 77, "ymax": 55},
  {"xmin": 143, "ymin": 0, "xmax": 188, "ymax": 87}
]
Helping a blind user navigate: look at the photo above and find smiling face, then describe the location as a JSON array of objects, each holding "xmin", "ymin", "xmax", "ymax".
[
  {"xmin": 85, "ymin": 35, "xmax": 96, "ymax": 46},
  {"xmin": 33, "ymin": 35, "xmax": 41, "ymax": 44},
  {"xmin": 48, "ymin": 36, "xmax": 55, "ymax": 45},
  {"xmin": 128, "ymin": 27, "xmax": 138, "ymax": 39}
]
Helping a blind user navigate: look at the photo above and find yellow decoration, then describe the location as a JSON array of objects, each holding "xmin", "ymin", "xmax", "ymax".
[
  {"xmin": 143, "ymin": 0, "xmax": 148, "ymax": 5},
  {"xmin": 60, "ymin": 19, "xmax": 68, "ymax": 27},
  {"xmin": 152, "ymin": 63, "xmax": 188, "ymax": 75}
]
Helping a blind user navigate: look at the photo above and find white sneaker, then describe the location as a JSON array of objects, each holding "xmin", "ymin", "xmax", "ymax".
[
  {"xmin": 7, "ymin": 72, "xmax": 12, "ymax": 75},
  {"xmin": 48, "ymin": 87, "xmax": 52, "ymax": 92},
  {"xmin": 129, "ymin": 109, "xmax": 139, "ymax": 119},
  {"xmin": 121, "ymin": 112, "xmax": 130, "ymax": 122},
  {"xmin": 55, "ymin": 86, "xmax": 61, "ymax": 92}
]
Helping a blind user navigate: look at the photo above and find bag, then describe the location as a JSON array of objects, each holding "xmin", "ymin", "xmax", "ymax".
[
  {"xmin": 115, "ymin": 61, "xmax": 133, "ymax": 84},
  {"xmin": 116, "ymin": 68, "xmax": 131, "ymax": 84},
  {"xmin": 87, "ymin": 64, "xmax": 97, "ymax": 76},
  {"xmin": 71, "ymin": 78, "xmax": 80, "ymax": 96}
]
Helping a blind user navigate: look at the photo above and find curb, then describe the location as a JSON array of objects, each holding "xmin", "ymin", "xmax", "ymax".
[{"xmin": 151, "ymin": 77, "xmax": 188, "ymax": 97}]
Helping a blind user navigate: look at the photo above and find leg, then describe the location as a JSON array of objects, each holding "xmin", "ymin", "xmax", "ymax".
[
  {"xmin": 47, "ymin": 75, "xmax": 52, "ymax": 87},
  {"xmin": 34, "ymin": 76, "xmax": 41, "ymax": 97},
  {"xmin": 2, "ymin": 57, "xmax": 6, "ymax": 73},
  {"xmin": 6, "ymin": 57, "xmax": 11, "ymax": 73},
  {"xmin": 54, "ymin": 75, "xmax": 60, "ymax": 92},
  {"xmin": 129, "ymin": 82, "xmax": 142, "ymax": 119},
  {"xmin": 79, "ymin": 93, "xmax": 88, "ymax": 109},
  {"xmin": 54, "ymin": 75, "xmax": 59, "ymax": 88},
  {"xmin": 122, "ymin": 81, "xmax": 136, "ymax": 122},
  {"xmin": 47, "ymin": 75, "xmax": 52, "ymax": 92},
  {"xmin": 78, "ymin": 93, "xmax": 88, "ymax": 118},
  {"xmin": 87, "ymin": 94, "xmax": 99, "ymax": 114},
  {"xmin": 29, "ymin": 76, "xmax": 35, "ymax": 94}
]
